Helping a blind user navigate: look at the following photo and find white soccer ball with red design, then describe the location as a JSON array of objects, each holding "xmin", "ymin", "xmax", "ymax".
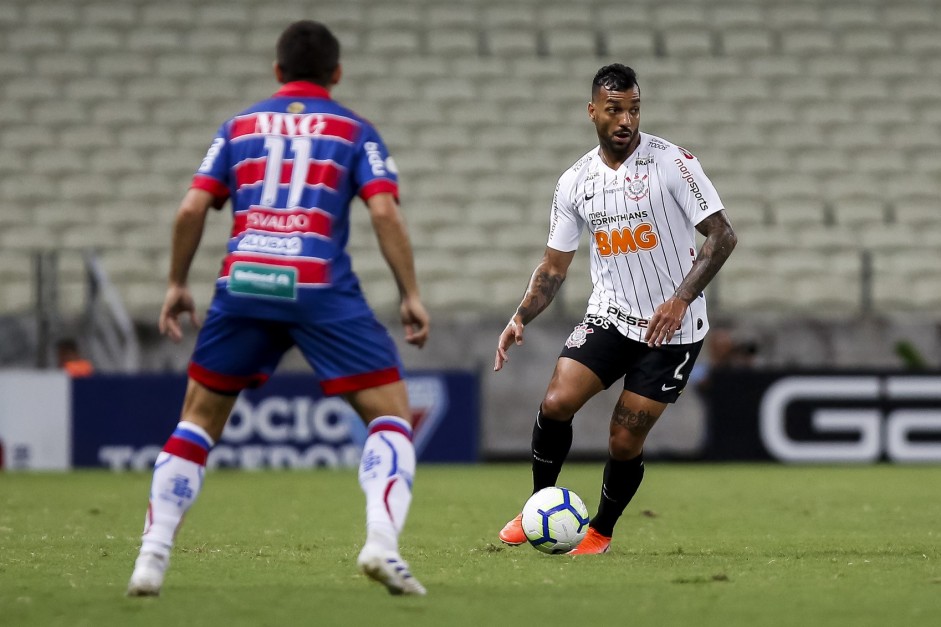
[{"xmin": 521, "ymin": 487, "xmax": 590, "ymax": 554}]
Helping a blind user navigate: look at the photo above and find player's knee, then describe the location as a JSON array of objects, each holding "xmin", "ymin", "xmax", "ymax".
[
  {"xmin": 539, "ymin": 395, "xmax": 577, "ymax": 422},
  {"xmin": 609, "ymin": 432, "xmax": 643, "ymax": 461}
]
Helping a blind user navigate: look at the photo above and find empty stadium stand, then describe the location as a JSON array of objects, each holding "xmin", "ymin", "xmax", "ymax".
[{"xmin": 0, "ymin": 0, "xmax": 939, "ymax": 324}]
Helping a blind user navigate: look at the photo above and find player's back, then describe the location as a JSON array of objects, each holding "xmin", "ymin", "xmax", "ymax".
[{"xmin": 192, "ymin": 82, "xmax": 399, "ymax": 323}]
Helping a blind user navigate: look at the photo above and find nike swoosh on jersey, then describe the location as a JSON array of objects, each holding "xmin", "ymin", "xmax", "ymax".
[
  {"xmin": 661, "ymin": 384, "xmax": 677, "ymax": 391},
  {"xmin": 585, "ymin": 192, "xmax": 596, "ymax": 201}
]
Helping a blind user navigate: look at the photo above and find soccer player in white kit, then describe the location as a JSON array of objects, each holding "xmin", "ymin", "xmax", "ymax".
[{"xmin": 494, "ymin": 64, "xmax": 737, "ymax": 554}]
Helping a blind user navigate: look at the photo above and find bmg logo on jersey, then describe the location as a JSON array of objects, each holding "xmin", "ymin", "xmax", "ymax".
[
  {"xmin": 594, "ymin": 223, "xmax": 659, "ymax": 256},
  {"xmin": 759, "ymin": 376, "xmax": 941, "ymax": 463}
]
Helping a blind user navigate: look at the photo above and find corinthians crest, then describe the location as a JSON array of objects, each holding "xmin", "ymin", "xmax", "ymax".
[
  {"xmin": 625, "ymin": 173, "xmax": 648, "ymax": 201},
  {"xmin": 564, "ymin": 324, "xmax": 593, "ymax": 349}
]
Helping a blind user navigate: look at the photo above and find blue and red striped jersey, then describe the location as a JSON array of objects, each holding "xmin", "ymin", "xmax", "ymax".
[{"xmin": 191, "ymin": 81, "xmax": 399, "ymax": 322}]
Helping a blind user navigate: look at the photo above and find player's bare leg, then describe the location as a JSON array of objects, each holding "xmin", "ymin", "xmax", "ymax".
[
  {"xmin": 500, "ymin": 358, "xmax": 604, "ymax": 545},
  {"xmin": 128, "ymin": 380, "xmax": 235, "ymax": 596},
  {"xmin": 346, "ymin": 381, "xmax": 426, "ymax": 596},
  {"xmin": 571, "ymin": 390, "xmax": 666, "ymax": 555}
]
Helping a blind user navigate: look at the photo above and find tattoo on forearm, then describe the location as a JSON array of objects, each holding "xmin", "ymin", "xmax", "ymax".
[
  {"xmin": 612, "ymin": 401, "xmax": 659, "ymax": 434},
  {"xmin": 674, "ymin": 212, "xmax": 737, "ymax": 304},
  {"xmin": 516, "ymin": 268, "xmax": 564, "ymax": 324}
]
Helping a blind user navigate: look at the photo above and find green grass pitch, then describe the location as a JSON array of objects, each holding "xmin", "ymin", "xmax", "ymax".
[{"xmin": 2, "ymin": 463, "xmax": 940, "ymax": 626}]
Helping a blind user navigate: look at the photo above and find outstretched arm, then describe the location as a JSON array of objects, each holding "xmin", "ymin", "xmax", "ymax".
[
  {"xmin": 645, "ymin": 210, "xmax": 737, "ymax": 347},
  {"xmin": 494, "ymin": 247, "xmax": 575, "ymax": 371},
  {"xmin": 365, "ymin": 192, "xmax": 429, "ymax": 348},
  {"xmin": 160, "ymin": 188, "xmax": 214, "ymax": 341}
]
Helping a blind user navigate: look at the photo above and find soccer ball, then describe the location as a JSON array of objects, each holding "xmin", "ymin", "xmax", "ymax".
[{"xmin": 521, "ymin": 486, "xmax": 590, "ymax": 554}]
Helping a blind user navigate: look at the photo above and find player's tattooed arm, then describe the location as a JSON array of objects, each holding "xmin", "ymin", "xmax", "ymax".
[
  {"xmin": 515, "ymin": 248, "xmax": 575, "ymax": 324},
  {"xmin": 495, "ymin": 247, "xmax": 575, "ymax": 371},
  {"xmin": 645, "ymin": 211, "xmax": 736, "ymax": 347},
  {"xmin": 674, "ymin": 211, "xmax": 737, "ymax": 304}
]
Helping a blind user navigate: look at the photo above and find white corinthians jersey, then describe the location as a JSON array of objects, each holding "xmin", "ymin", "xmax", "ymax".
[{"xmin": 547, "ymin": 133, "xmax": 725, "ymax": 345}]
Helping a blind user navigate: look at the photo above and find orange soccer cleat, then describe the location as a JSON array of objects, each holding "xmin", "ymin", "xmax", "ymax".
[
  {"xmin": 498, "ymin": 513, "xmax": 526, "ymax": 546},
  {"xmin": 568, "ymin": 527, "xmax": 612, "ymax": 555}
]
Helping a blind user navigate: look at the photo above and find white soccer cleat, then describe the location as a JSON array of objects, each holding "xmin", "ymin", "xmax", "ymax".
[
  {"xmin": 126, "ymin": 551, "xmax": 169, "ymax": 597},
  {"xmin": 357, "ymin": 544, "xmax": 427, "ymax": 596}
]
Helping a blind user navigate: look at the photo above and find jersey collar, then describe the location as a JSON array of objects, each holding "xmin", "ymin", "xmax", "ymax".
[{"xmin": 273, "ymin": 81, "xmax": 332, "ymax": 99}]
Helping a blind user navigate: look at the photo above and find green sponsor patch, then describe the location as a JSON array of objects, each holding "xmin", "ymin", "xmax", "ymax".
[{"xmin": 228, "ymin": 262, "xmax": 297, "ymax": 299}]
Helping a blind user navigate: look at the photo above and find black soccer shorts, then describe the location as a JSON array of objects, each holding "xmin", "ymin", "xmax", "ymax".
[{"xmin": 558, "ymin": 318, "xmax": 703, "ymax": 403}]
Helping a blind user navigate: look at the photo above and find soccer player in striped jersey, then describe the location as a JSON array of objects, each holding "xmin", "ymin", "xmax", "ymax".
[
  {"xmin": 127, "ymin": 21, "xmax": 429, "ymax": 596},
  {"xmin": 494, "ymin": 64, "xmax": 737, "ymax": 555}
]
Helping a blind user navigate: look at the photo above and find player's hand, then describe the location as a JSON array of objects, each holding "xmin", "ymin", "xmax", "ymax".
[
  {"xmin": 645, "ymin": 297, "xmax": 687, "ymax": 347},
  {"xmin": 400, "ymin": 294, "xmax": 430, "ymax": 348},
  {"xmin": 494, "ymin": 316, "xmax": 524, "ymax": 371},
  {"xmin": 159, "ymin": 284, "xmax": 200, "ymax": 342}
]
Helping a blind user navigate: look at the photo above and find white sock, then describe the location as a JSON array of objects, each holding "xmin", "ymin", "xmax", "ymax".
[
  {"xmin": 139, "ymin": 421, "xmax": 214, "ymax": 557},
  {"xmin": 358, "ymin": 416, "xmax": 416, "ymax": 553}
]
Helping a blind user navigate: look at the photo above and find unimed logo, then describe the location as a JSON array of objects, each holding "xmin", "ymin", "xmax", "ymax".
[{"xmin": 759, "ymin": 376, "xmax": 941, "ymax": 462}]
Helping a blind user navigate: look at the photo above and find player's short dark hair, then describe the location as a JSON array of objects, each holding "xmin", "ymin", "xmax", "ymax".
[
  {"xmin": 592, "ymin": 64, "xmax": 639, "ymax": 99},
  {"xmin": 276, "ymin": 20, "xmax": 340, "ymax": 85}
]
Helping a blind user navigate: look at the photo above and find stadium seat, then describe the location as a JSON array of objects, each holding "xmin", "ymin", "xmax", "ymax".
[
  {"xmin": 719, "ymin": 275, "xmax": 795, "ymax": 310},
  {"xmin": 0, "ymin": 52, "xmax": 30, "ymax": 79},
  {"xmin": 364, "ymin": 30, "xmax": 421, "ymax": 56},
  {"xmin": 425, "ymin": 5, "xmax": 479, "ymax": 28},
  {"xmin": 768, "ymin": 198, "xmax": 829, "ymax": 227},
  {"xmin": 767, "ymin": 4, "xmax": 822, "ymax": 28},
  {"xmin": 902, "ymin": 27, "xmax": 941, "ymax": 55},
  {"xmin": 367, "ymin": 5, "xmax": 424, "ymax": 29},
  {"xmin": 10, "ymin": 23, "xmax": 67, "ymax": 51},
  {"xmin": 765, "ymin": 172, "xmax": 823, "ymax": 201},
  {"xmin": 593, "ymin": 4, "xmax": 653, "ymax": 30},
  {"xmin": 806, "ymin": 55, "xmax": 864, "ymax": 80},
  {"xmin": 140, "ymin": 4, "xmax": 195, "ymax": 27},
  {"xmin": 831, "ymin": 198, "xmax": 888, "ymax": 229},
  {"xmin": 711, "ymin": 4, "xmax": 765, "ymax": 28},
  {"xmin": 714, "ymin": 76, "xmax": 771, "ymax": 102},
  {"xmin": 858, "ymin": 224, "xmax": 919, "ymax": 251},
  {"xmin": 0, "ymin": 252, "xmax": 33, "ymax": 280},
  {"xmin": 538, "ymin": 5, "xmax": 593, "ymax": 29},
  {"xmin": 795, "ymin": 226, "xmax": 858, "ymax": 252},
  {"xmin": 746, "ymin": 55, "xmax": 802, "ymax": 78},
  {"xmin": 840, "ymin": 28, "xmax": 895, "ymax": 54},
  {"xmin": 486, "ymin": 29, "xmax": 540, "ymax": 57},
  {"xmin": 544, "ymin": 29, "xmax": 598, "ymax": 58},
  {"xmin": 599, "ymin": 28, "xmax": 657, "ymax": 58},
  {"xmin": 688, "ymin": 57, "xmax": 745, "ymax": 80},
  {"xmin": 823, "ymin": 4, "xmax": 880, "ymax": 27},
  {"xmin": 34, "ymin": 202, "xmax": 94, "ymax": 229},
  {"xmin": 721, "ymin": 30, "xmax": 775, "ymax": 56},
  {"xmin": 427, "ymin": 29, "xmax": 480, "ymax": 57},
  {"xmin": 882, "ymin": 4, "xmax": 935, "ymax": 27},
  {"xmin": 420, "ymin": 78, "xmax": 477, "ymax": 102},
  {"xmin": 893, "ymin": 196, "xmax": 941, "ymax": 227},
  {"xmin": 482, "ymin": 5, "xmax": 536, "ymax": 29},
  {"xmin": 662, "ymin": 27, "xmax": 715, "ymax": 57},
  {"xmin": 156, "ymin": 53, "xmax": 210, "ymax": 79},
  {"xmin": 653, "ymin": 4, "xmax": 708, "ymax": 28},
  {"xmin": 792, "ymin": 273, "xmax": 861, "ymax": 312},
  {"xmin": 30, "ymin": 147, "xmax": 87, "ymax": 176}
]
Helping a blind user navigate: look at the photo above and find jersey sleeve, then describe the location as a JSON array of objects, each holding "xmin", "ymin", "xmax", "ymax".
[
  {"xmin": 352, "ymin": 124, "xmax": 399, "ymax": 202},
  {"xmin": 663, "ymin": 147, "xmax": 724, "ymax": 226},
  {"xmin": 546, "ymin": 171, "xmax": 583, "ymax": 252},
  {"xmin": 191, "ymin": 122, "xmax": 231, "ymax": 209}
]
